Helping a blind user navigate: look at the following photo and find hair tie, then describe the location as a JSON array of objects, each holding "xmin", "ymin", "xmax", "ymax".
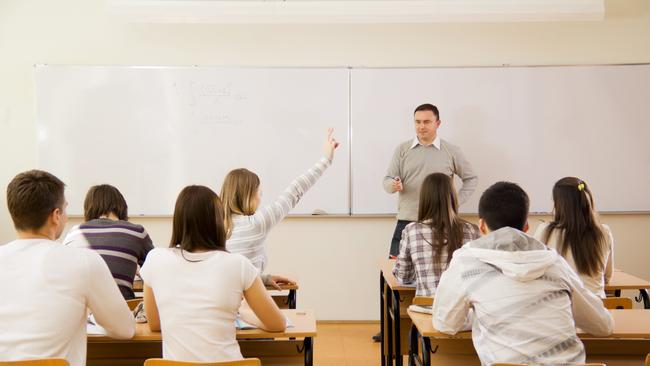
[{"xmin": 577, "ymin": 182, "xmax": 585, "ymax": 191}]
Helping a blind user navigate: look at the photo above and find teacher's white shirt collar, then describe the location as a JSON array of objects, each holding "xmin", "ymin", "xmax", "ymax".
[{"xmin": 410, "ymin": 136, "xmax": 441, "ymax": 150}]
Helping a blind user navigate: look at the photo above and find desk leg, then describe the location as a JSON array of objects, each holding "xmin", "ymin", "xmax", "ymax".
[
  {"xmin": 387, "ymin": 286, "xmax": 394, "ymax": 366},
  {"xmin": 637, "ymin": 289, "xmax": 650, "ymax": 309},
  {"xmin": 408, "ymin": 324, "xmax": 418, "ymax": 366},
  {"xmin": 303, "ymin": 336, "xmax": 313, "ymax": 366},
  {"xmin": 380, "ymin": 272, "xmax": 386, "ymax": 366},
  {"xmin": 421, "ymin": 336, "xmax": 432, "ymax": 366},
  {"xmin": 288, "ymin": 289, "xmax": 297, "ymax": 309},
  {"xmin": 392, "ymin": 289, "xmax": 402, "ymax": 366}
]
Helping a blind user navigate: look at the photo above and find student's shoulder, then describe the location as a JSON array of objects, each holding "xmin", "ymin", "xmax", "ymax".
[{"xmin": 220, "ymin": 251, "xmax": 255, "ymax": 266}]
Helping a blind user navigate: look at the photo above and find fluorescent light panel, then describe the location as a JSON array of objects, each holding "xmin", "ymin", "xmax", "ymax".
[{"xmin": 107, "ymin": 0, "xmax": 605, "ymax": 24}]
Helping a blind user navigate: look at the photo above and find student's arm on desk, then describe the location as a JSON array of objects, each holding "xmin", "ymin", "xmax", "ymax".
[
  {"xmin": 603, "ymin": 225, "xmax": 614, "ymax": 284},
  {"xmin": 242, "ymin": 276, "xmax": 286, "ymax": 332},
  {"xmin": 85, "ymin": 251, "xmax": 135, "ymax": 338},
  {"xmin": 393, "ymin": 229, "xmax": 415, "ymax": 284},
  {"xmin": 560, "ymin": 258, "xmax": 613, "ymax": 336},
  {"xmin": 143, "ymin": 285, "xmax": 161, "ymax": 332},
  {"xmin": 431, "ymin": 257, "xmax": 471, "ymax": 334}
]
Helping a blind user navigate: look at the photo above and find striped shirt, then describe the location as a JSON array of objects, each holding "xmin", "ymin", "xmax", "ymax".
[
  {"xmin": 226, "ymin": 157, "xmax": 331, "ymax": 272},
  {"xmin": 393, "ymin": 220, "xmax": 480, "ymax": 296},
  {"xmin": 63, "ymin": 219, "xmax": 154, "ymax": 300}
]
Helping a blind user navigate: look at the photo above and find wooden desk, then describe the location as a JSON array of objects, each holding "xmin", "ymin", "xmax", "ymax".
[
  {"xmin": 87, "ymin": 309, "xmax": 316, "ymax": 366},
  {"xmin": 133, "ymin": 280, "xmax": 299, "ymax": 309},
  {"xmin": 606, "ymin": 270, "xmax": 650, "ymax": 309},
  {"xmin": 379, "ymin": 259, "xmax": 416, "ymax": 366},
  {"xmin": 379, "ymin": 261, "xmax": 650, "ymax": 366},
  {"xmin": 408, "ymin": 309, "xmax": 650, "ymax": 366}
]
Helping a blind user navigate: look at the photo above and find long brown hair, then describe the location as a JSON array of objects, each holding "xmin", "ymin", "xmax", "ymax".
[
  {"xmin": 170, "ymin": 185, "xmax": 227, "ymax": 255},
  {"xmin": 542, "ymin": 177, "xmax": 606, "ymax": 276},
  {"xmin": 220, "ymin": 169, "xmax": 260, "ymax": 238},
  {"xmin": 83, "ymin": 184, "xmax": 128, "ymax": 222},
  {"xmin": 417, "ymin": 173, "xmax": 465, "ymax": 277}
]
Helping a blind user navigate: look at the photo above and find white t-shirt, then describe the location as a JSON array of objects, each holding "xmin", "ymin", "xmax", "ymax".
[
  {"xmin": 0, "ymin": 239, "xmax": 135, "ymax": 366},
  {"xmin": 139, "ymin": 248, "xmax": 258, "ymax": 361}
]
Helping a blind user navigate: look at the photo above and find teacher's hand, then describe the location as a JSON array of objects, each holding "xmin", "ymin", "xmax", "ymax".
[{"xmin": 392, "ymin": 177, "xmax": 403, "ymax": 192}]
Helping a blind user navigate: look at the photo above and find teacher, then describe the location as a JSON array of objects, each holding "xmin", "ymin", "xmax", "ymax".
[{"xmin": 383, "ymin": 103, "xmax": 478, "ymax": 257}]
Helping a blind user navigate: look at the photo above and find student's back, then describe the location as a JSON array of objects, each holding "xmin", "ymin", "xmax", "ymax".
[
  {"xmin": 65, "ymin": 218, "xmax": 154, "ymax": 300},
  {"xmin": 63, "ymin": 184, "xmax": 154, "ymax": 300},
  {"xmin": 0, "ymin": 170, "xmax": 134, "ymax": 366},
  {"xmin": 533, "ymin": 177, "xmax": 613, "ymax": 298},
  {"xmin": 393, "ymin": 173, "xmax": 480, "ymax": 296},
  {"xmin": 0, "ymin": 240, "xmax": 134, "ymax": 364},
  {"xmin": 140, "ymin": 248, "xmax": 257, "ymax": 360},
  {"xmin": 141, "ymin": 185, "xmax": 285, "ymax": 362}
]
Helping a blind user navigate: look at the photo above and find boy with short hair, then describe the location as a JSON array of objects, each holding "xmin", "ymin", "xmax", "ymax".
[
  {"xmin": 433, "ymin": 181, "xmax": 613, "ymax": 365},
  {"xmin": 0, "ymin": 170, "xmax": 135, "ymax": 366}
]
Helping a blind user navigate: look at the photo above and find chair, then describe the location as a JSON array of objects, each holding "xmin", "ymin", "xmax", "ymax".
[
  {"xmin": 0, "ymin": 360, "xmax": 69, "ymax": 366},
  {"xmin": 143, "ymin": 359, "xmax": 262, "ymax": 366},
  {"xmin": 126, "ymin": 299, "xmax": 142, "ymax": 311},
  {"xmin": 602, "ymin": 297, "xmax": 633, "ymax": 309},
  {"xmin": 412, "ymin": 296, "xmax": 433, "ymax": 306},
  {"xmin": 645, "ymin": 353, "xmax": 649, "ymax": 366}
]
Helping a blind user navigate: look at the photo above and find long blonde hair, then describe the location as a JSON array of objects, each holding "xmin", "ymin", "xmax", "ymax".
[{"xmin": 220, "ymin": 168, "xmax": 260, "ymax": 238}]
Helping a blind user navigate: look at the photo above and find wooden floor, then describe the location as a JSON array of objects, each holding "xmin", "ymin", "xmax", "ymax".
[{"xmin": 314, "ymin": 322, "xmax": 383, "ymax": 366}]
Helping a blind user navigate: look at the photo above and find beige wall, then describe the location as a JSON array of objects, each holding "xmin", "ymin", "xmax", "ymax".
[{"xmin": 1, "ymin": 0, "xmax": 649, "ymax": 319}]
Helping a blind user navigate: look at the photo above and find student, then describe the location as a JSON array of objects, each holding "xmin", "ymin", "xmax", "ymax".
[
  {"xmin": 63, "ymin": 184, "xmax": 154, "ymax": 300},
  {"xmin": 392, "ymin": 173, "xmax": 480, "ymax": 296},
  {"xmin": 140, "ymin": 185, "xmax": 286, "ymax": 361},
  {"xmin": 432, "ymin": 181, "xmax": 613, "ymax": 366},
  {"xmin": 0, "ymin": 170, "xmax": 134, "ymax": 365},
  {"xmin": 533, "ymin": 177, "xmax": 614, "ymax": 298},
  {"xmin": 220, "ymin": 129, "xmax": 339, "ymax": 288}
]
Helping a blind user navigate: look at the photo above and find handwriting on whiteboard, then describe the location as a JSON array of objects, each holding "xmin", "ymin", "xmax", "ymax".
[{"xmin": 172, "ymin": 81, "xmax": 248, "ymax": 124}]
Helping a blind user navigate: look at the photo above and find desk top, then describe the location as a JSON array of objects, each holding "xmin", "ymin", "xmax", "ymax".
[
  {"xmin": 88, "ymin": 309, "xmax": 316, "ymax": 342},
  {"xmin": 381, "ymin": 261, "xmax": 649, "ymax": 293},
  {"xmin": 380, "ymin": 259, "xmax": 417, "ymax": 291},
  {"xmin": 605, "ymin": 270, "xmax": 650, "ymax": 290},
  {"xmin": 408, "ymin": 309, "xmax": 650, "ymax": 339}
]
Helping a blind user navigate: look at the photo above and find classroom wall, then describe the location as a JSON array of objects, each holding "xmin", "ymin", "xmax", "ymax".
[{"xmin": 1, "ymin": 0, "xmax": 649, "ymax": 320}]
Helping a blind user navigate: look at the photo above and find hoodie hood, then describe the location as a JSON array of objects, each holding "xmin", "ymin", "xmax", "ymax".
[{"xmin": 457, "ymin": 227, "xmax": 558, "ymax": 282}]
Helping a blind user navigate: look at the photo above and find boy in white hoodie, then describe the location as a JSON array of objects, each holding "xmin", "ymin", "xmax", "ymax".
[{"xmin": 432, "ymin": 182, "xmax": 613, "ymax": 366}]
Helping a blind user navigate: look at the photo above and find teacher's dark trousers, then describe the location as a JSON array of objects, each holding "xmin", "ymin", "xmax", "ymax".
[{"xmin": 389, "ymin": 220, "xmax": 413, "ymax": 257}]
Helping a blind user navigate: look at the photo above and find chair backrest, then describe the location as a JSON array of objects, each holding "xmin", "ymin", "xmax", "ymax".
[
  {"xmin": 602, "ymin": 297, "xmax": 633, "ymax": 309},
  {"xmin": 645, "ymin": 353, "xmax": 649, "ymax": 366},
  {"xmin": 126, "ymin": 299, "xmax": 142, "ymax": 311},
  {"xmin": 143, "ymin": 358, "xmax": 262, "ymax": 366},
  {"xmin": 0, "ymin": 360, "xmax": 69, "ymax": 366},
  {"xmin": 412, "ymin": 296, "xmax": 433, "ymax": 306}
]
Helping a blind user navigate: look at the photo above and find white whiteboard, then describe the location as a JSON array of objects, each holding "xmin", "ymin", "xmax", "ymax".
[
  {"xmin": 351, "ymin": 65, "xmax": 650, "ymax": 214},
  {"xmin": 35, "ymin": 66, "xmax": 350, "ymax": 215}
]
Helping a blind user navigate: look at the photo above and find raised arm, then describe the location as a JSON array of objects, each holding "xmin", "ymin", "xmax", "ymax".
[
  {"xmin": 251, "ymin": 129, "xmax": 338, "ymax": 234},
  {"xmin": 85, "ymin": 251, "xmax": 135, "ymax": 339},
  {"xmin": 453, "ymin": 148, "xmax": 478, "ymax": 205}
]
